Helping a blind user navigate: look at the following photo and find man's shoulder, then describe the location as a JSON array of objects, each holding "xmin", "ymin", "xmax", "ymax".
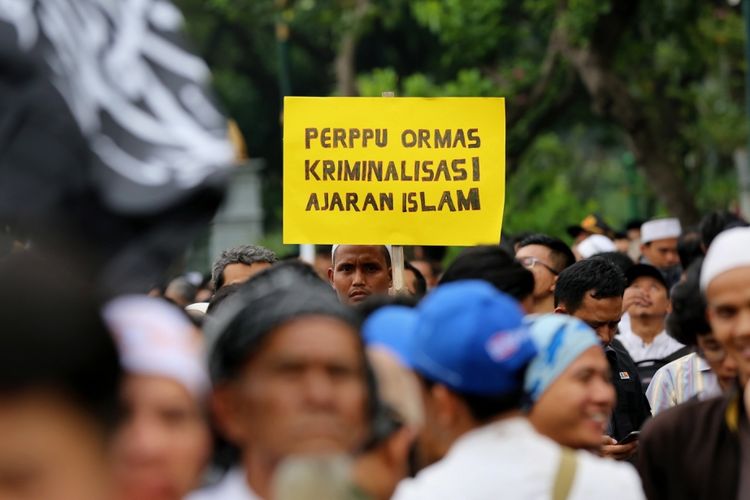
[{"xmin": 642, "ymin": 392, "xmax": 731, "ymax": 439}]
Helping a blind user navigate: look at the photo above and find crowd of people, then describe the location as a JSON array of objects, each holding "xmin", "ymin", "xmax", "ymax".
[
  {"xmin": 4, "ymin": 208, "xmax": 750, "ymax": 500},
  {"xmin": 2, "ymin": 2, "xmax": 750, "ymax": 499}
]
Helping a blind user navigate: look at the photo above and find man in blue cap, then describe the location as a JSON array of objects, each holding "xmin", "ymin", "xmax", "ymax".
[{"xmin": 359, "ymin": 281, "xmax": 644, "ymax": 499}]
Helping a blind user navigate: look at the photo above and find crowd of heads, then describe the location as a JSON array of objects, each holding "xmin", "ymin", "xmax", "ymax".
[{"xmin": 5, "ymin": 209, "xmax": 750, "ymax": 500}]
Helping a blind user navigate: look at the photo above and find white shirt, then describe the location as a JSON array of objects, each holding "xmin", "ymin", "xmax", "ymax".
[
  {"xmin": 646, "ymin": 352, "xmax": 721, "ymax": 415},
  {"xmin": 618, "ymin": 328, "xmax": 684, "ymax": 363},
  {"xmin": 187, "ymin": 468, "xmax": 261, "ymax": 500},
  {"xmin": 392, "ymin": 417, "xmax": 645, "ymax": 500}
]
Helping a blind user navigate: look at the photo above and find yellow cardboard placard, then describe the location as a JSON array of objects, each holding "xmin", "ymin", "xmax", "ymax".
[{"xmin": 283, "ymin": 97, "xmax": 505, "ymax": 245}]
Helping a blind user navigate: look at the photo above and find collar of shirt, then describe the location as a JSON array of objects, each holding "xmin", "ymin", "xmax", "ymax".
[{"xmin": 187, "ymin": 468, "xmax": 261, "ymax": 500}]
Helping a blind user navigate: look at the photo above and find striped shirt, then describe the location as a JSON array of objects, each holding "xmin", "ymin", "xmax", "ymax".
[{"xmin": 646, "ymin": 352, "xmax": 721, "ymax": 415}]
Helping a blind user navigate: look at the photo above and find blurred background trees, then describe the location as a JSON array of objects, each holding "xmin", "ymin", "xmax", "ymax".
[{"xmin": 176, "ymin": 0, "xmax": 746, "ymax": 244}]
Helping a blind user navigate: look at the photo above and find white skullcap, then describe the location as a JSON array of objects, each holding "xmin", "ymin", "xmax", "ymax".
[
  {"xmin": 331, "ymin": 244, "xmax": 393, "ymax": 262},
  {"xmin": 577, "ymin": 234, "xmax": 616, "ymax": 259},
  {"xmin": 104, "ymin": 295, "xmax": 209, "ymax": 399},
  {"xmin": 185, "ymin": 302, "xmax": 209, "ymax": 314},
  {"xmin": 700, "ymin": 227, "xmax": 750, "ymax": 292},
  {"xmin": 641, "ymin": 218, "xmax": 681, "ymax": 244}
]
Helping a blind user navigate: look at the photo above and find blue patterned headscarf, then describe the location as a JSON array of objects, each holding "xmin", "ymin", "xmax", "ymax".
[{"xmin": 524, "ymin": 314, "xmax": 601, "ymax": 402}]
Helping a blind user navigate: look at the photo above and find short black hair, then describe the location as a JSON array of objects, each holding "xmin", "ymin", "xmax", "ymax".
[
  {"xmin": 211, "ymin": 245, "xmax": 278, "ymax": 290},
  {"xmin": 666, "ymin": 257, "xmax": 709, "ymax": 346},
  {"xmin": 208, "ymin": 265, "xmax": 357, "ymax": 384},
  {"xmin": 0, "ymin": 253, "xmax": 122, "ymax": 432},
  {"xmin": 677, "ymin": 231, "xmax": 704, "ymax": 270},
  {"xmin": 439, "ymin": 246, "xmax": 534, "ymax": 303},
  {"xmin": 590, "ymin": 251, "xmax": 634, "ymax": 276},
  {"xmin": 207, "ymin": 282, "xmax": 243, "ymax": 315},
  {"xmin": 332, "ymin": 245, "xmax": 392, "ymax": 268},
  {"xmin": 404, "ymin": 261, "xmax": 427, "ymax": 298},
  {"xmin": 517, "ymin": 234, "xmax": 576, "ymax": 272},
  {"xmin": 554, "ymin": 258, "xmax": 626, "ymax": 312},
  {"xmin": 699, "ymin": 210, "xmax": 748, "ymax": 250},
  {"xmin": 419, "ymin": 374, "xmax": 525, "ymax": 422},
  {"xmin": 356, "ymin": 293, "xmax": 419, "ymax": 321}
]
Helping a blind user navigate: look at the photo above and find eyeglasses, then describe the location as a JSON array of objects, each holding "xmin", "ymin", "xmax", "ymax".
[
  {"xmin": 517, "ymin": 256, "xmax": 559, "ymax": 275},
  {"xmin": 698, "ymin": 344, "xmax": 727, "ymax": 364}
]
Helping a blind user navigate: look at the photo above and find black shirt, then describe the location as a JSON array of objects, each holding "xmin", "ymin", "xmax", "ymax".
[{"xmin": 606, "ymin": 338, "xmax": 652, "ymax": 441}]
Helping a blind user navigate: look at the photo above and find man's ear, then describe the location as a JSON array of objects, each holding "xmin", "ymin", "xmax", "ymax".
[
  {"xmin": 550, "ymin": 275, "xmax": 559, "ymax": 293},
  {"xmin": 388, "ymin": 266, "xmax": 393, "ymax": 288},
  {"xmin": 431, "ymin": 384, "xmax": 459, "ymax": 427},
  {"xmin": 554, "ymin": 304, "xmax": 567, "ymax": 315},
  {"xmin": 211, "ymin": 383, "xmax": 247, "ymax": 445},
  {"xmin": 327, "ymin": 267, "xmax": 335, "ymax": 286}
]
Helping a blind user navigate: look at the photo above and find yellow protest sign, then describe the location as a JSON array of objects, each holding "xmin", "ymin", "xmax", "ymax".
[{"xmin": 283, "ymin": 97, "xmax": 505, "ymax": 245}]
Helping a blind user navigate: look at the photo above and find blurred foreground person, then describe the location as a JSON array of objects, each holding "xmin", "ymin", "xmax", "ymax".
[
  {"xmin": 525, "ymin": 315, "xmax": 617, "ymax": 452},
  {"xmin": 105, "ymin": 297, "xmax": 212, "ymax": 500},
  {"xmin": 190, "ymin": 267, "xmax": 374, "ymax": 499},
  {"xmin": 638, "ymin": 227, "xmax": 750, "ymax": 499},
  {"xmin": 555, "ymin": 258, "xmax": 650, "ymax": 459},
  {"xmin": 646, "ymin": 258, "xmax": 734, "ymax": 414},
  {"xmin": 329, "ymin": 245, "xmax": 392, "ymax": 305},
  {"xmin": 362, "ymin": 281, "xmax": 643, "ymax": 499},
  {"xmin": 0, "ymin": 254, "xmax": 122, "ymax": 500}
]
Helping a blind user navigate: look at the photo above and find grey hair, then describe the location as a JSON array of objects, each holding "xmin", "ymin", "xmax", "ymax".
[{"xmin": 211, "ymin": 245, "xmax": 278, "ymax": 290}]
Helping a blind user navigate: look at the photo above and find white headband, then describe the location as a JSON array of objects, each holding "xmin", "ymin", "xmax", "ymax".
[
  {"xmin": 700, "ymin": 227, "xmax": 750, "ymax": 292},
  {"xmin": 104, "ymin": 296, "xmax": 209, "ymax": 399}
]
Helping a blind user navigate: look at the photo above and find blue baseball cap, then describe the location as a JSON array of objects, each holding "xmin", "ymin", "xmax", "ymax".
[
  {"xmin": 362, "ymin": 306, "xmax": 417, "ymax": 367},
  {"xmin": 410, "ymin": 280, "xmax": 537, "ymax": 396}
]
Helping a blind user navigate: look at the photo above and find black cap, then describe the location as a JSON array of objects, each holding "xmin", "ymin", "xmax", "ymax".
[{"xmin": 625, "ymin": 263, "xmax": 668, "ymax": 291}]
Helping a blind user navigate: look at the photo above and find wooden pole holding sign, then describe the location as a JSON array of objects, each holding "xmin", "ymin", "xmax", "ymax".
[{"xmin": 381, "ymin": 91, "xmax": 405, "ymax": 294}]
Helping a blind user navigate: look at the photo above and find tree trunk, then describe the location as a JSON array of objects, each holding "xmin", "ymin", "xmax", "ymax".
[
  {"xmin": 558, "ymin": 35, "xmax": 701, "ymax": 225},
  {"xmin": 334, "ymin": 0, "xmax": 370, "ymax": 97}
]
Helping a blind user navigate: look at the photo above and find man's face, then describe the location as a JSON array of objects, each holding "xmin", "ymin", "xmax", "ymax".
[
  {"xmin": 411, "ymin": 261, "xmax": 437, "ymax": 289},
  {"xmin": 0, "ymin": 393, "xmax": 112, "ymax": 500},
  {"xmin": 696, "ymin": 333, "xmax": 738, "ymax": 390},
  {"xmin": 565, "ymin": 294, "xmax": 623, "ymax": 345},
  {"xmin": 641, "ymin": 238, "xmax": 680, "ymax": 269},
  {"xmin": 625, "ymin": 276, "xmax": 670, "ymax": 318},
  {"xmin": 403, "ymin": 269, "xmax": 418, "ymax": 297},
  {"xmin": 529, "ymin": 346, "xmax": 615, "ymax": 450},
  {"xmin": 216, "ymin": 316, "xmax": 369, "ymax": 461},
  {"xmin": 222, "ymin": 262, "xmax": 272, "ymax": 288},
  {"xmin": 516, "ymin": 244, "xmax": 558, "ymax": 300},
  {"xmin": 112, "ymin": 375, "xmax": 211, "ymax": 500},
  {"xmin": 328, "ymin": 246, "xmax": 392, "ymax": 305},
  {"xmin": 706, "ymin": 266, "xmax": 750, "ymax": 383}
]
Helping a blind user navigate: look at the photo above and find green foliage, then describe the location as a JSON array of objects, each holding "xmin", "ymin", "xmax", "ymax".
[{"xmin": 177, "ymin": 0, "xmax": 749, "ymax": 238}]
